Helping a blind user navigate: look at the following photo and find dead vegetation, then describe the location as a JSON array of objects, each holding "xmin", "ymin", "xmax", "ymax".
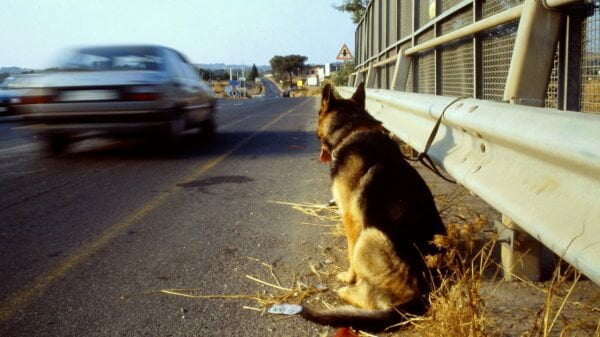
[
  {"xmin": 265, "ymin": 196, "xmax": 600, "ymax": 337},
  {"xmin": 402, "ymin": 220, "xmax": 492, "ymax": 337},
  {"xmin": 582, "ymin": 78, "xmax": 600, "ymax": 113},
  {"xmin": 159, "ymin": 256, "xmax": 326, "ymax": 313},
  {"xmin": 290, "ymin": 87, "xmax": 323, "ymax": 97},
  {"xmin": 148, "ymin": 191, "xmax": 599, "ymax": 336}
]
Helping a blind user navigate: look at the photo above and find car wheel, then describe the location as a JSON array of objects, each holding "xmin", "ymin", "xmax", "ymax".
[
  {"xmin": 199, "ymin": 115, "xmax": 216, "ymax": 139},
  {"xmin": 165, "ymin": 113, "xmax": 187, "ymax": 147},
  {"xmin": 169, "ymin": 114, "xmax": 186, "ymax": 138},
  {"xmin": 44, "ymin": 133, "xmax": 71, "ymax": 155}
]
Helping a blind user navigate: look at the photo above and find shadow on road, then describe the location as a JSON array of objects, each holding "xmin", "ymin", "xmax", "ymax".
[{"xmin": 49, "ymin": 130, "xmax": 320, "ymax": 162}]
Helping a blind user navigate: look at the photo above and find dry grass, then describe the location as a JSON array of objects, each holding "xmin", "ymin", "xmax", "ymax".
[
  {"xmin": 211, "ymin": 81, "xmax": 227, "ymax": 95},
  {"xmin": 148, "ymin": 201, "xmax": 345, "ymax": 317},
  {"xmin": 399, "ymin": 220, "xmax": 493, "ymax": 337},
  {"xmin": 582, "ymin": 78, "xmax": 600, "ymax": 113},
  {"xmin": 157, "ymin": 256, "xmax": 327, "ymax": 314},
  {"xmin": 291, "ymin": 87, "xmax": 323, "ymax": 97},
  {"xmin": 507, "ymin": 263, "xmax": 600, "ymax": 337},
  {"xmin": 271, "ymin": 196, "xmax": 600, "ymax": 337},
  {"xmin": 269, "ymin": 201, "xmax": 343, "ymax": 237},
  {"xmin": 146, "ymin": 195, "xmax": 599, "ymax": 336}
]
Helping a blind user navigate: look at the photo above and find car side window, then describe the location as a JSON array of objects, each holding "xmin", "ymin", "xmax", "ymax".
[
  {"xmin": 170, "ymin": 51, "xmax": 199, "ymax": 82},
  {"xmin": 176, "ymin": 55, "xmax": 200, "ymax": 82},
  {"xmin": 183, "ymin": 64, "xmax": 201, "ymax": 82},
  {"xmin": 164, "ymin": 50, "xmax": 185, "ymax": 79}
]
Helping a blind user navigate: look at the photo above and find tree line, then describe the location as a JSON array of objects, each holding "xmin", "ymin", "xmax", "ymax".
[
  {"xmin": 198, "ymin": 64, "xmax": 260, "ymax": 82},
  {"xmin": 269, "ymin": 55, "xmax": 308, "ymax": 85}
]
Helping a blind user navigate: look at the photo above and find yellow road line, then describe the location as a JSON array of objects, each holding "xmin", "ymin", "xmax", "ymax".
[{"xmin": 0, "ymin": 98, "xmax": 313, "ymax": 324}]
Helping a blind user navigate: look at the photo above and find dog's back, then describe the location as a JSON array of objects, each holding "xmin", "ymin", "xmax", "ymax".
[
  {"xmin": 333, "ymin": 129, "xmax": 445, "ymax": 292},
  {"xmin": 301, "ymin": 83, "xmax": 447, "ymax": 332}
]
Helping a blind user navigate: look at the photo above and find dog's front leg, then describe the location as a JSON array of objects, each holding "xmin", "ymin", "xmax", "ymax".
[{"xmin": 337, "ymin": 212, "xmax": 359, "ymax": 284}]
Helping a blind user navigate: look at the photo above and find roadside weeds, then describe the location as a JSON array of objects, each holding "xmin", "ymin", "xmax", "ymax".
[{"xmin": 144, "ymin": 191, "xmax": 600, "ymax": 337}]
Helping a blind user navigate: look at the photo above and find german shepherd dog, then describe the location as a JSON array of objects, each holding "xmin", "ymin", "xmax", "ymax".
[{"xmin": 299, "ymin": 83, "xmax": 446, "ymax": 331}]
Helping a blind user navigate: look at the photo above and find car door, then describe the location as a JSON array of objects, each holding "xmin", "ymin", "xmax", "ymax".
[
  {"xmin": 179, "ymin": 59, "xmax": 212, "ymax": 125},
  {"xmin": 163, "ymin": 49, "xmax": 190, "ymax": 109},
  {"xmin": 165, "ymin": 50, "xmax": 210, "ymax": 125}
]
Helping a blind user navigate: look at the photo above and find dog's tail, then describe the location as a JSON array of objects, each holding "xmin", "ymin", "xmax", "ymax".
[{"xmin": 299, "ymin": 298, "xmax": 426, "ymax": 332}]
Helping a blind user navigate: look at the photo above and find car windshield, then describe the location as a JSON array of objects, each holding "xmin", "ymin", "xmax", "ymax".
[{"xmin": 58, "ymin": 47, "xmax": 164, "ymax": 71}]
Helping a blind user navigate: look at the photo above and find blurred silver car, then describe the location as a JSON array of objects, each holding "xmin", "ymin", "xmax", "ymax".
[
  {"xmin": 0, "ymin": 76, "xmax": 32, "ymax": 116},
  {"xmin": 13, "ymin": 45, "xmax": 217, "ymax": 153}
]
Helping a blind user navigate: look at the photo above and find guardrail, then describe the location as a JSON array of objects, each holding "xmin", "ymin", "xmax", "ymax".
[
  {"xmin": 345, "ymin": 0, "xmax": 600, "ymax": 283},
  {"xmin": 336, "ymin": 87, "xmax": 600, "ymax": 284}
]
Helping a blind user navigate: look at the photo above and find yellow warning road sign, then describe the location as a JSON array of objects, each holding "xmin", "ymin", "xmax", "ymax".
[{"xmin": 336, "ymin": 44, "xmax": 353, "ymax": 60}]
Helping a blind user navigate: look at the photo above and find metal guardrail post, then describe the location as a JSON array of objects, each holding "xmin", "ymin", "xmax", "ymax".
[
  {"xmin": 391, "ymin": 49, "xmax": 412, "ymax": 91},
  {"xmin": 563, "ymin": 13, "xmax": 585, "ymax": 111},
  {"xmin": 500, "ymin": 0, "xmax": 564, "ymax": 281},
  {"xmin": 473, "ymin": 0, "xmax": 483, "ymax": 99},
  {"xmin": 366, "ymin": 64, "xmax": 377, "ymax": 88},
  {"xmin": 348, "ymin": 0, "xmax": 600, "ymax": 284},
  {"xmin": 336, "ymin": 87, "xmax": 600, "ymax": 285},
  {"xmin": 503, "ymin": 0, "xmax": 564, "ymax": 106},
  {"xmin": 497, "ymin": 217, "xmax": 544, "ymax": 281}
]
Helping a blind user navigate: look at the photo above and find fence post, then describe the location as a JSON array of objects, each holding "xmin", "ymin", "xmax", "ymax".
[
  {"xmin": 366, "ymin": 64, "xmax": 377, "ymax": 88},
  {"xmin": 391, "ymin": 48, "xmax": 412, "ymax": 91},
  {"xmin": 497, "ymin": 216, "xmax": 544, "ymax": 281},
  {"xmin": 360, "ymin": 70, "xmax": 367, "ymax": 87},
  {"xmin": 503, "ymin": 0, "xmax": 563, "ymax": 106},
  {"xmin": 499, "ymin": 0, "xmax": 564, "ymax": 282}
]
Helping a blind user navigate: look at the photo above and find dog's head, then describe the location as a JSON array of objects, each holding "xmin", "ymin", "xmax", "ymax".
[{"xmin": 317, "ymin": 82, "xmax": 380, "ymax": 162}]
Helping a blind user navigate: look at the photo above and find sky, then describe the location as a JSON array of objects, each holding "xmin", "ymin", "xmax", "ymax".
[{"xmin": 0, "ymin": 0, "xmax": 357, "ymax": 69}]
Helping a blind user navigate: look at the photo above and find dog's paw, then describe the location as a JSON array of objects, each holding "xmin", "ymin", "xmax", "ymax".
[
  {"xmin": 336, "ymin": 285, "xmax": 350, "ymax": 297},
  {"xmin": 337, "ymin": 285, "xmax": 362, "ymax": 307},
  {"xmin": 336, "ymin": 270, "xmax": 356, "ymax": 283}
]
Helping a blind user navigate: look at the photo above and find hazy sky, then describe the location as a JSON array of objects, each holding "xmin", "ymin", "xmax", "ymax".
[{"xmin": 0, "ymin": 0, "xmax": 357, "ymax": 69}]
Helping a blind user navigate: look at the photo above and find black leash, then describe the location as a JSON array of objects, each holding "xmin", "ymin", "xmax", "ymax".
[{"xmin": 406, "ymin": 97, "xmax": 468, "ymax": 185}]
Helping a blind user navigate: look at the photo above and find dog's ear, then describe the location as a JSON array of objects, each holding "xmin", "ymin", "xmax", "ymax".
[
  {"xmin": 321, "ymin": 83, "xmax": 337, "ymax": 112},
  {"xmin": 351, "ymin": 82, "xmax": 366, "ymax": 109}
]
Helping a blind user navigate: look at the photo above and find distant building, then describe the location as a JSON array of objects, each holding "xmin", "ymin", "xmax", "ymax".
[
  {"xmin": 325, "ymin": 62, "xmax": 344, "ymax": 76},
  {"xmin": 303, "ymin": 65, "xmax": 323, "ymax": 76},
  {"xmin": 302, "ymin": 65, "xmax": 327, "ymax": 86}
]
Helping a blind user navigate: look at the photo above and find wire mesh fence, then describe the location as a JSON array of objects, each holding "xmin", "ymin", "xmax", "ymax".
[
  {"xmin": 481, "ymin": 22, "xmax": 518, "ymax": 101},
  {"xmin": 354, "ymin": 0, "xmax": 599, "ymax": 113},
  {"xmin": 581, "ymin": 0, "xmax": 600, "ymax": 113}
]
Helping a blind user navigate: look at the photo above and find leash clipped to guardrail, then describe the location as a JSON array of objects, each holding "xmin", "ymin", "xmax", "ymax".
[{"xmin": 407, "ymin": 97, "xmax": 468, "ymax": 185}]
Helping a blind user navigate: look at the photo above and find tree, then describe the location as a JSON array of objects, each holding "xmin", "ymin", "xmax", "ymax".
[
  {"xmin": 248, "ymin": 64, "xmax": 259, "ymax": 81},
  {"xmin": 333, "ymin": 0, "xmax": 369, "ymax": 24},
  {"xmin": 198, "ymin": 68, "xmax": 212, "ymax": 81},
  {"xmin": 269, "ymin": 54, "xmax": 308, "ymax": 85},
  {"xmin": 331, "ymin": 61, "xmax": 356, "ymax": 86}
]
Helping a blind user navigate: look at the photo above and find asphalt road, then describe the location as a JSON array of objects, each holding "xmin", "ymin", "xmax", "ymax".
[{"xmin": 0, "ymin": 92, "xmax": 340, "ymax": 336}]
